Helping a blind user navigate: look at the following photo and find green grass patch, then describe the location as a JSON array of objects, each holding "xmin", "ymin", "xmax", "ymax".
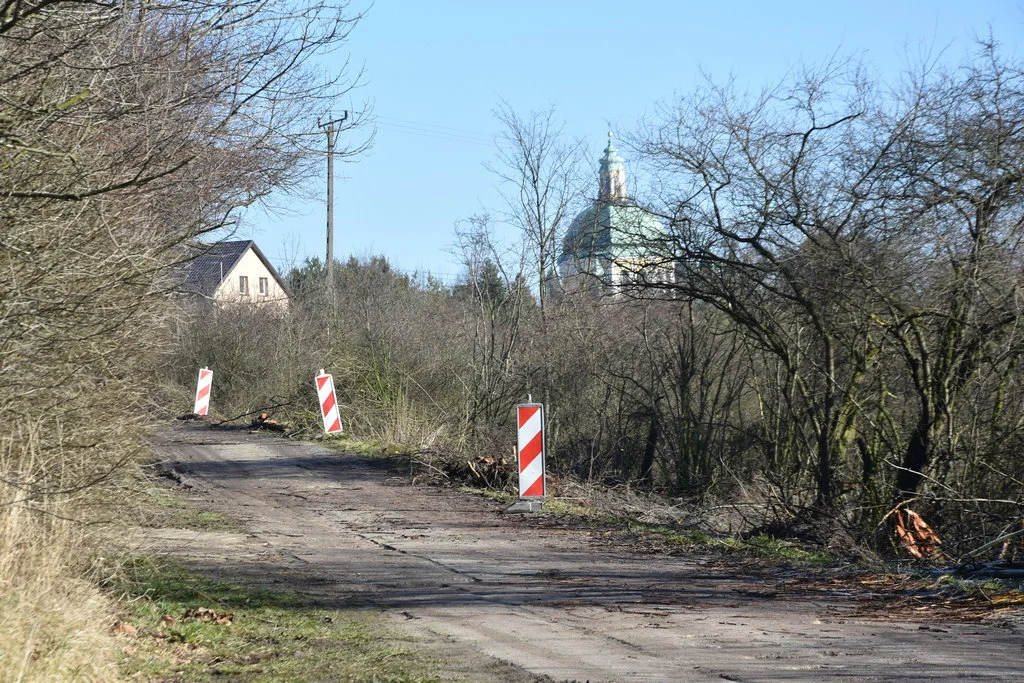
[
  {"xmin": 172, "ymin": 509, "xmax": 241, "ymax": 532},
  {"xmin": 141, "ymin": 490, "xmax": 241, "ymax": 532},
  {"xmin": 457, "ymin": 486, "xmax": 516, "ymax": 505},
  {"xmin": 935, "ymin": 573, "xmax": 1018, "ymax": 595},
  {"xmin": 633, "ymin": 524, "xmax": 716, "ymax": 546},
  {"xmin": 110, "ymin": 556, "xmax": 445, "ymax": 682},
  {"xmin": 538, "ymin": 498, "xmax": 589, "ymax": 516},
  {"xmin": 152, "ymin": 493, "xmax": 189, "ymax": 509},
  {"xmin": 320, "ymin": 434, "xmax": 412, "ymax": 459},
  {"xmin": 454, "ymin": 489, "xmax": 594, "ymax": 516},
  {"xmin": 733, "ymin": 534, "xmax": 836, "ymax": 566},
  {"xmin": 620, "ymin": 524, "xmax": 836, "ymax": 566},
  {"xmin": 322, "ymin": 435, "xmax": 382, "ymax": 456}
]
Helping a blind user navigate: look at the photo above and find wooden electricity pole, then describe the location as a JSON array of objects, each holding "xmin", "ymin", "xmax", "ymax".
[{"xmin": 319, "ymin": 111, "xmax": 348, "ymax": 297}]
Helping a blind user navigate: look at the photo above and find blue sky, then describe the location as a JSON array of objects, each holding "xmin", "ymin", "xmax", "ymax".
[{"xmin": 241, "ymin": 1, "xmax": 1023, "ymax": 282}]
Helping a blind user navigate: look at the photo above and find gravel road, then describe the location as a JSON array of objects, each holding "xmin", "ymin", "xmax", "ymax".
[{"xmin": 147, "ymin": 423, "xmax": 1024, "ymax": 682}]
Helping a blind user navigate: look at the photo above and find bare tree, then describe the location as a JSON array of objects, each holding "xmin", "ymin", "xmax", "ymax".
[
  {"xmin": 632, "ymin": 60, "xmax": 887, "ymax": 512},
  {"xmin": 625, "ymin": 43, "xmax": 1024, "ymax": 554},
  {"xmin": 453, "ymin": 214, "xmax": 532, "ymax": 439},
  {"xmin": 0, "ymin": 0, "xmax": 366, "ymax": 498},
  {"xmin": 864, "ymin": 42, "xmax": 1024, "ymax": 508},
  {"xmin": 488, "ymin": 101, "xmax": 587, "ymax": 318}
]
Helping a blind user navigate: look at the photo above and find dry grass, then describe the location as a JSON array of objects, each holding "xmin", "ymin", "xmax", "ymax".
[{"xmin": 0, "ymin": 431, "xmax": 120, "ymax": 682}]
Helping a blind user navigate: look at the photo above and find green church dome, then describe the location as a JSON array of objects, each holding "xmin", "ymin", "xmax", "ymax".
[
  {"xmin": 560, "ymin": 202, "xmax": 665, "ymax": 264},
  {"xmin": 557, "ymin": 134, "xmax": 665, "ymax": 277}
]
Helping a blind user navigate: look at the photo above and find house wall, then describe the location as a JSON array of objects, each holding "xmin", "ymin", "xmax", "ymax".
[{"xmin": 213, "ymin": 248, "xmax": 289, "ymax": 308}]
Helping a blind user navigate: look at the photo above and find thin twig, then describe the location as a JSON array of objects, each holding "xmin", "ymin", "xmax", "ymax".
[
  {"xmin": 967, "ymin": 527, "xmax": 1024, "ymax": 558},
  {"xmin": 212, "ymin": 400, "xmax": 294, "ymax": 426}
]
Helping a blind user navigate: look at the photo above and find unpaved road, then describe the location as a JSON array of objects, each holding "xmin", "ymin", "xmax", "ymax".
[{"xmin": 147, "ymin": 424, "xmax": 1024, "ymax": 682}]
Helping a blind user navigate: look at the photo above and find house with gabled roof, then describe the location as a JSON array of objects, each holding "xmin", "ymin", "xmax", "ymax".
[{"xmin": 176, "ymin": 240, "xmax": 291, "ymax": 309}]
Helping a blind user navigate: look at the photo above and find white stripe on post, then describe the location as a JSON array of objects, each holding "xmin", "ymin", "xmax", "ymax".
[
  {"xmin": 316, "ymin": 369, "xmax": 343, "ymax": 434},
  {"xmin": 193, "ymin": 367, "xmax": 213, "ymax": 416},
  {"xmin": 516, "ymin": 403, "xmax": 545, "ymax": 498}
]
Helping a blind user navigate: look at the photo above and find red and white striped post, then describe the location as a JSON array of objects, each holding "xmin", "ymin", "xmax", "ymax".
[
  {"xmin": 193, "ymin": 367, "xmax": 213, "ymax": 416},
  {"xmin": 315, "ymin": 369, "xmax": 343, "ymax": 434},
  {"xmin": 516, "ymin": 402, "xmax": 545, "ymax": 499}
]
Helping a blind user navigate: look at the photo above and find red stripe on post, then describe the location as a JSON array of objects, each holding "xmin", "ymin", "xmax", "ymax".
[
  {"xmin": 516, "ymin": 402, "xmax": 545, "ymax": 500},
  {"xmin": 522, "ymin": 477, "xmax": 544, "ymax": 498},
  {"xmin": 317, "ymin": 375, "xmax": 330, "ymax": 390},
  {"xmin": 519, "ymin": 432, "xmax": 542, "ymax": 468},
  {"xmin": 518, "ymin": 405, "xmax": 539, "ymax": 428},
  {"xmin": 321, "ymin": 392, "xmax": 336, "ymax": 415}
]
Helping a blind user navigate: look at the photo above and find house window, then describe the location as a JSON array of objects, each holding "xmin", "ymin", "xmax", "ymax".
[
  {"xmin": 238, "ymin": 275, "xmax": 249, "ymax": 296},
  {"xmin": 258, "ymin": 277, "xmax": 268, "ymax": 296}
]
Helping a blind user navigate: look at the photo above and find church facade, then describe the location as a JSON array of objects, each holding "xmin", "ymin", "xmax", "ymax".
[{"xmin": 555, "ymin": 135, "xmax": 672, "ymax": 295}]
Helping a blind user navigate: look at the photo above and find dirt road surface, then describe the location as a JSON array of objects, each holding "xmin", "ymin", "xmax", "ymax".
[{"xmin": 147, "ymin": 424, "xmax": 1024, "ymax": 682}]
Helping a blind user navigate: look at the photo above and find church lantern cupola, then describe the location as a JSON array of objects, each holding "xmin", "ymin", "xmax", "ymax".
[{"xmin": 599, "ymin": 132, "xmax": 627, "ymax": 200}]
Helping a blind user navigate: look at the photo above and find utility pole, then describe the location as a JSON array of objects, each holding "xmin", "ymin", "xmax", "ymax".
[{"xmin": 318, "ymin": 111, "xmax": 349, "ymax": 297}]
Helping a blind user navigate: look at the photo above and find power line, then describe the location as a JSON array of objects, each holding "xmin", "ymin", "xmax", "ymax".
[
  {"xmin": 375, "ymin": 124, "xmax": 493, "ymax": 147},
  {"xmin": 376, "ymin": 116, "xmax": 491, "ymax": 140},
  {"xmin": 374, "ymin": 116, "xmax": 494, "ymax": 147}
]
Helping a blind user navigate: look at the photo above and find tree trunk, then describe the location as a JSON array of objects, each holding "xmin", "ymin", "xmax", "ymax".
[
  {"xmin": 894, "ymin": 416, "xmax": 933, "ymax": 503},
  {"xmin": 639, "ymin": 410, "xmax": 659, "ymax": 485}
]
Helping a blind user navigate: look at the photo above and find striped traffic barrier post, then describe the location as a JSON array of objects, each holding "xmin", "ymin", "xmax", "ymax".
[
  {"xmin": 516, "ymin": 401, "xmax": 545, "ymax": 499},
  {"xmin": 316, "ymin": 369, "xmax": 343, "ymax": 434},
  {"xmin": 193, "ymin": 367, "xmax": 213, "ymax": 416}
]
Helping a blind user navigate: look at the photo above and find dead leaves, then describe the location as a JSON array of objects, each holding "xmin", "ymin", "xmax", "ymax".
[
  {"xmin": 250, "ymin": 412, "xmax": 289, "ymax": 433},
  {"xmin": 883, "ymin": 506, "xmax": 943, "ymax": 559},
  {"xmin": 113, "ymin": 607, "xmax": 233, "ymax": 641},
  {"xmin": 773, "ymin": 569, "xmax": 1024, "ymax": 624},
  {"xmin": 849, "ymin": 574, "xmax": 1024, "ymax": 622},
  {"xmin": 181, "ymin": 606, "xmax": 233, "ymax": 625},
  {"xmin": 467, "ymin": 454, "xmax": 511, "ymax": 488},
  {"xmin": 113, "ymin": 621, "xmax": 138, "ymax": 637},
  {"xmin": 988, "ymin": 590, "xmax": 1024, "ymax": 607}
]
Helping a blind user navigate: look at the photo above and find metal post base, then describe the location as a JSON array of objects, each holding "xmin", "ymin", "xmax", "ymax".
[{"xmin": 503, "ymin": 500, "xmax": 545, "ymax": 513}]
